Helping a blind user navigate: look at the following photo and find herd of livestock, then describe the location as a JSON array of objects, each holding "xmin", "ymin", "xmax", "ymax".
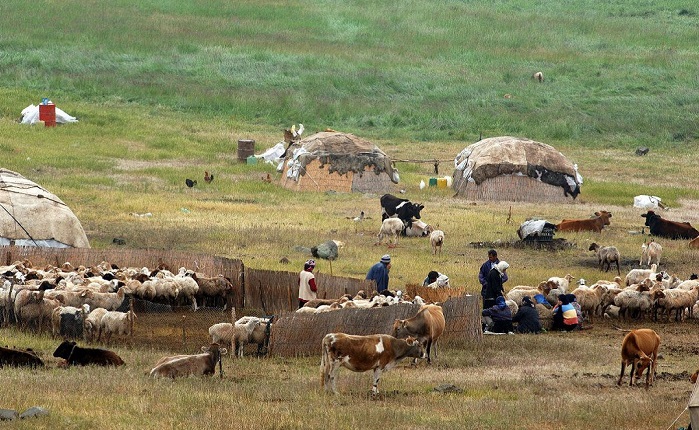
[{"xmin": 3, "ymin": 194, "xmax": 699, "ymax": 394}]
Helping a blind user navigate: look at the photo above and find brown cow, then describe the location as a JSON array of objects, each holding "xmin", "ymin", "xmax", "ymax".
[
  {"xmin": 642, "ymin": 211, "xmax": 699, "ymax": 240},
  {"xmin": 0, "ymin": 346, "xmax": 44, "ymax": 368},
  {"xmin": 392, "ymin": 304, "xmax": 445, "ymax": 364},
  {"xmin": 320, "ymin": 333, "xmax": 425, "ymax": 395},
  {"xmin": 150, "ymin": 343, "xmax": 227, "ymax": 378},
  {"xmin": 617, "ymin": 328, "xmax": 660, "ymax": 388},
  {"xmin": 557, "ymin": 211, "xmax": 612, "ymax": 233}
]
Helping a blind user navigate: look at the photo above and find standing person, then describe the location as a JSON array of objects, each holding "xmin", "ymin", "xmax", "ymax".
[
  {"xmin": 482, "ymin": 260, "xmax": 509, "ymax": 310},
  {"xmin": 479, "ymin": 250, "xmax": 508, "ymax": 308},
  {"xmin": 298, "ymin": 259, "xmax": 317, "ymax": 309},
  {"xmin": 366, "ymin": 254, "xmax": 393, "ymax": 296},
  {"xmin": 512, "ymin": 296, "xmax": 542, "ymax": 334}
]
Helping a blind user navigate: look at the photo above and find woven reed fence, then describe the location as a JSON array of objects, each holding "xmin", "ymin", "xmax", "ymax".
[
  {"xmin": 455, "ymin": 175, "xmax": 575, "ymax": 203},
  {"xmin": 244, "ymin": 267, "xmax": 374, "ymax": 314},
  {"xmin": 270, "ymin": 294, "xmax": 481, "ymax": 357}
]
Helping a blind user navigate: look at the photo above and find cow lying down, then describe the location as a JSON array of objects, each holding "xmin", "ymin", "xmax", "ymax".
[
  {"xmin": 53, "ymin": 340, "xmax": 125, "ymax": 366},
  {"xmin": 321, "ymin": 333, "xmax": 425, "ymax": 395},
  {"xmin": 150, "ymin": 343, "xmax": 227, "ymax": 378}
]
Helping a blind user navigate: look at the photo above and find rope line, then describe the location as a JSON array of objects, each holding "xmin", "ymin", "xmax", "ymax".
[{"xmin": 0, "ymin": 202, "xmax": 39, "ymax": 247}]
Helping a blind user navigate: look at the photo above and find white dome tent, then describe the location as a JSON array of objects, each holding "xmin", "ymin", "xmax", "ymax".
[{"xmin": 0, "ymin": 169, "xmax": 89, "ymax": 248}]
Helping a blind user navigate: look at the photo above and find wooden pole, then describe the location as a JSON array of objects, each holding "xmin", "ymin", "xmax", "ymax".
[{"xmin": 181, "ymin": 315, "xmax": 187, "ymax": 347}]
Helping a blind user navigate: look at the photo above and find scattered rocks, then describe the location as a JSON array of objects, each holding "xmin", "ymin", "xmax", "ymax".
[{"xmin": 0, "ymin": 407, "xmax": 49, "ymax": 421}]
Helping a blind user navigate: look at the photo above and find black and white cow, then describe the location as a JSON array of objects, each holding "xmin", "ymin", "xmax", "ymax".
[{"xmin": 380, "ymin": 194, "xmax": 424, "ymax": 222}]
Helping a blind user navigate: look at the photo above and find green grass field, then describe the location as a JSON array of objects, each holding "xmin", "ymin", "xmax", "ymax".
[{"xmin": 1, "ymin": 1, "xmax": 699, "ymax": 429}]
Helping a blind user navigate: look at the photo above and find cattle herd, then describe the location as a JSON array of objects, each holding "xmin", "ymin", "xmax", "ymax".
[{"xmin": 3, "ymin": 197, "xmax": 699, "ymax": 393}]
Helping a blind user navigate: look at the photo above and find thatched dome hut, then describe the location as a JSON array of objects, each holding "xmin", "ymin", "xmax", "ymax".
[
  {"xmin": 452, "ymin": 136, "xmax": 582, "ymax": 203},
  {"xmin": 0, "ymin": 169, "xmax": 90, "ymax": 248},
  {"xmin": 280, "ymin": 131, "xmax": 399, "ymax": 193}
]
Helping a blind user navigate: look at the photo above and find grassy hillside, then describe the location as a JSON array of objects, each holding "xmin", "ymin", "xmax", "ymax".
[{"xmin": 1, "ymin": 0, "xmax": 697, "ymax": 144}]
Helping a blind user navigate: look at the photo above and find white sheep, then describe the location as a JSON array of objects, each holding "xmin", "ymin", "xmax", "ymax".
[
  {"xmin": 81, "ymin": 288, "xmax": 126, "ymax": 311},
  {"xmin": 625, "ymin": 264, "xmax": 658, "ymax": 286},
  {"xmin": 613, "ymin": 288, "xmax": 655, "ymax": 320},
  {"xmin": 84, "ymin": 307, "xmax": 109, "ymax": 342},
  {"xmin": 506, "ymin": 284, "xmax": 552, "ymax": 307},
  {"xmin": 430, "ymin": 230, "xmax": 445, "ymax": 256},
  {"xmin": 99, "ymin": 310, "xmax": 136, "ymax": 343},
  {"xmin": 546, "ymin": 274, "xmax": 575, "ymax": 293},
  {"xmin": 640, "ymin": 240, "xmax": 662, "ymax": 267},
  {"xmin": 209, "ymin": 319, "xmax": 257, "ymax": 358},
  {"xmin": 376, "ymin": 217, "xmax": 404, "ymax": 247}
]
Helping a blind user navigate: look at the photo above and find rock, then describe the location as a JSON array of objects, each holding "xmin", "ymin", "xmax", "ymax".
[
  {"xmin": 19, "ymin": 406, "xmax": 49, "ymax": 419},
  {"xmin": 0, "ymin": 409, "xmax": 18, "ymax": 421},
  {"xmin": 433, "ymin": 384, "xmax": 463, "ymax": 393}
]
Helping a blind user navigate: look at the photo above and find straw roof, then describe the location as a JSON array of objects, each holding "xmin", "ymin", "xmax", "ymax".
[{"xmin": 0, "ymin": 169, "xmax": 89, "ymax": 248}]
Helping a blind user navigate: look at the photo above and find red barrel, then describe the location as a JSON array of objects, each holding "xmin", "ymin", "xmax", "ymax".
[{"xmin": 39, "ymin": 103, "xmax": 56, "ymax": 127}]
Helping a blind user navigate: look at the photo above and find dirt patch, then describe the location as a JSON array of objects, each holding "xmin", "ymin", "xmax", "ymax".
[{"xmin": 469, "ymin": 238, "xmax": 575, "ymax": 251}]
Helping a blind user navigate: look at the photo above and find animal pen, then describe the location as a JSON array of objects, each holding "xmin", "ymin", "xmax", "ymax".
[{"xmin": 1, "ymin": 247, "xmax": 481, "ymax": 356}]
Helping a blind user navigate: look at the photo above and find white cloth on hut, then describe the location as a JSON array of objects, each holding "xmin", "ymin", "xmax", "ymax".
[{"xmin": 517, "ymin": 219, "xmax": 552, "ymax": 240}]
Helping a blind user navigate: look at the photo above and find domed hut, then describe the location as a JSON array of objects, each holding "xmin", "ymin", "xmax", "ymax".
[
  {"xmin": 0, "ymin": 169, "xmax": 90, "ymax": 248},
  {"xmin": 280, "ymin": 131, "xmax": 399, "ymax": 193},
  {"xmin": 452, "ymin": 136, "xmax": 582, "ymax": 203}
]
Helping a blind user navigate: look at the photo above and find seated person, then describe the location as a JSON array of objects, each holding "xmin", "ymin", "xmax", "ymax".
[
  {"xmin": 423, "ymin": 271, "xmax": 450, "ymax": 288},
  {"xmin": 552, "ymin": 294, "xmax": 578, "ymax": 331},
  {"xmin": 533, "ymin": 293, "xmax": 552, "ymax": 309},
  {"xmin": 482, "ymin": 296, "xmax": 513, "ymax": 334},
  {"xmin": 512, "ymin": 296, "xmax": 542, "ymax": 334}
]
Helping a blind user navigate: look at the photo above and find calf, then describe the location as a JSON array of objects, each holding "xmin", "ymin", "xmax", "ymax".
[
  {"xmin": 53, "ymin": 340, "xmax": 124, "ymax": 366},
  {"xmin": 380, "ymin": 194, "xmax": 424, "ymax": 222},
  {"xmin": 0, "ymin": 346, "xmax": 44, "ymax": 368},
  {"xmin": 617, "ymin": 328, "xmax": 660, "ymax": 388},
  {"xmin": 641, "ymin": 210, "xmax": 699, "ymax": 240},
  {"xmin": 320, "ymin": 333, "xmax": 425, "ymax": 395},
  {"xmin": 392, "ymin": 304, "xmax": 445, "ymax": 364},
  {"xmin": 557, "ymin": 211, "xmax": 612, "ymax": 233},
  {"xmin": 150, "ymin": 343, "xmax": 227, "ymax": 378}
]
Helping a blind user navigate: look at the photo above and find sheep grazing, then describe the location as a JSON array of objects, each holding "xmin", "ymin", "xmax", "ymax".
[
  {"xmin": 618, "ymin": 328, "xmax": 660, "ymax": 388},
  {"xmin": 532, "ymin": 71, "xmax": 544, "ymax": 82},
  {"xmin": 376, "ymin": 217, "xmax": 404, "ymax": 247},
  {"xmin": 430, "ymin": 230, "xmax": 445, "ymax": 256},
  {"xmin": 653, "ymin": 287, "xmax": 699, "ymax": 321},
  {"xmin": 570, "ymin": 284, "xmax": 606, "ymax": 323},
  {"xmin": 99, "ymin": 310, "xmax": 136, "ymax": 343},
  {"xmin": 639, "ymin": 240, "xmax": 662, "ymax": 267},
  {"xmin": 589, "ymin": 243, "xmax": 621, "ymax": 276}
]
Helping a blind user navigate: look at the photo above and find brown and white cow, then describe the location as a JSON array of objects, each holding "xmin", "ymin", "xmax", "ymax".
[
  {"xmin": 392, "ymin": 304, "xmax": 445, "ymax": 364},
  {"xmin": 617, "ymin": 328, "xmax": 660, "ymax": 388},
  {"xmin": 320, "ymin": 333, "xmax": 425, "ymax": 395},
  {"xmin": 557, "ymin": 211, "xmax": 612, "ymax": 233},
  {"xmin": 150, "ymin": 343, "xmax": 227, "ymax": 378}
]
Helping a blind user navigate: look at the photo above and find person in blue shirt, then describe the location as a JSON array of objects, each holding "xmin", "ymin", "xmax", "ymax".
[{"xmin": 366, "ymin": 254, "xmax": 392, "ymax": 296}]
